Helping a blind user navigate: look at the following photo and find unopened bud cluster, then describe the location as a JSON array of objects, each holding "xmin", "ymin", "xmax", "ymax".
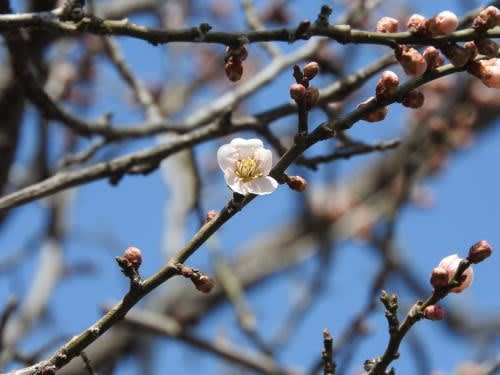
[
  {"xmin": 373, "ymin": 7, "xmax": 500, "ymax": 87},
  {"xmin": 464, "ymin": 8, "xmax": 500, "ymax": 86},
  {"xmin": 429, "ymin": 241, "xmax": 492, "ymax": 293},
  {"xmin": 430, "ymin": 254, "xmax": 473, "ymax": 293},
  {"xmin": 472, "ymin": 6, "xmax": 500, "ymax": 32},
  {"xmin": 406, "ymin": 11, "xmax": 458, "ymax": 37},
  {"xmin": 402, "ymin": 12, "xmax": 457, "ymax": 75},
  {"xmin": 289, "ymin": 62, "xmax": 320, "ymax": 110},
  {"xmin": 224, "ymin": 45, "xmax": 248, "ymax": 82}
]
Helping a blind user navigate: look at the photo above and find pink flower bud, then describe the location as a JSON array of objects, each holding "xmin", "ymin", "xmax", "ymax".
[
  {"xmin": 468, "ymin": 240, "xmax": 493, "ymax": 264},
  {"xmin": 290, "ymin": 83, "xmax": 306, "ymax": 101},
  {"xmin": 427, "ymin": 11, "xmax": 458, "ymax": 36},
  {"xmin": 205, "ymin": 210, "xmax": 218, "ymax": 223},
  {"xmin": 401, "ymin": 90, "xmax": 425, "ymax": 108},
  {"xmin": 193, "ymin": 274, "xmax": 215, "ymax": 293},
  {"xmin": 287, "ymin": 175, "xmax": 307, "ymax": 192},
  {"xmin": 442, "ymin": 44, "xmax": 472, "ymax": 67},
  {"xmin": 375, "ymin": 70, "xmax": 399, "ymax": 100},
  {"xmin": 376, "ymin": 17, "xmax": 399, "ymax": 33},
  {"xmin": 303, "ymin": 61, "xmax": 320, "ymax": 80},
  {"xmin": 407, "ymin": 14, "xmax": 427, "ymax": 35},
  {"xmin": 304, "ymin": 86, "xmax": 319, "ymax": 110},
  {"xmin": 430, "ymin": 267, "xmax": 449, "ymax": 288},
  {"xmin": 475, "ymin": 38, "xmax": 499, "ymax": 58},
  {"xmin": 226, "ymin": 45, "xmax": 248, "ymax": 61},
  {"xmin": 463, "ymin": 41, "xmax": 479, "ymax": 61},
  {"xmin": 398, "ymin": 47, "xmax": 428, "ymax": 77},
  {"xmin": 224, "ymin": 60, "xmax": 243, "ymax": 82},
  {"xmin": 472, "ymin": 6, "xmax": 500, "ymax": 32},
  {"xmin": 437, "ymin": 254, "xmax": 473, "ymax": 293},
  {"xmin": 468, "ymin": 58, "xmax": 500, "ymax": 88},
  {"xmin": 423, "ymin": 47, "xmax": 445, "ymax": 70},
  {"xmin": 238, "ymin": 45, "xmax": 248, "ymax": 61},
  {"xmin": 357, "ymin": 97, "xmax": 388, "ymax": 122},
  {"xmin": 124, "ymin": 246, "xmax": 142, "ymax": 269},
  {"xmin": 423, "ymin": 305, "xmax": 445, "ymax": 321}
]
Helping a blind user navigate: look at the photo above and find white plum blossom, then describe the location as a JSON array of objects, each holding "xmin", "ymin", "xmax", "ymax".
[{"xmin": 217, "ymin": 138, "xmax": 278, "ymax": 195}]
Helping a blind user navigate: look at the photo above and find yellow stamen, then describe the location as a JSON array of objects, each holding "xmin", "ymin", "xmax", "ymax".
[{"xmin": 235, "ymin": 158, "xmax": 262, "ymax": 182}]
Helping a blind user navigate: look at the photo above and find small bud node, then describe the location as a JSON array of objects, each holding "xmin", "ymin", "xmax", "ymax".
[
  {"xmin": 286, "ymin": 175, "xmax": 308, "ymax": 192},
  {"xmin": 423, "ymin": 305, "xmax": 445, "ymax": 321},
  {"xmin": 124, "ymin": 246, "xmax": 142, "ymax": 269},
  {"xmin": 468, "ymin": 240, "xmax": 493, "ymax": 264}
]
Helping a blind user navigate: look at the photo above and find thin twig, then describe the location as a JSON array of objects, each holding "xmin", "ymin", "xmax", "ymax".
[
  {"xmin": 367, "ymin": 259, "xmax": 475, "ymax": 375},
  {"xmin": 58, "ymin": 139, "xmax": 107, "ymax": 168},
  {"xmin": 1, "ymin": 9, "xmax": 498, "ymax": 48},
  {"xmin": 0, "ymin": 57, "xmax": 485, "ymax": 215},
  {"xmin": 300, "ymin": 139, "xmax": 401, "ymax": 167},
  {"xmin": 114, "ymin": 306, "xmax": 296, "ymax": 375},
  {"xmin": 241, "ymin": 0, "xmax": 281, "ymax": 58},
  {"xmin": 101, "ymin": 36, "xmax": 162, "ymax": 122},
  {"xmin": 79, "ymin": 352, "xmax": 95, "ymax": 375},
  {"xmin": 321, "ymin": 329, "xmax": 335, "ymax": 375},
  {"xmin": 0, "ymin": 298, "xmax": 18, "ymax": 352}
]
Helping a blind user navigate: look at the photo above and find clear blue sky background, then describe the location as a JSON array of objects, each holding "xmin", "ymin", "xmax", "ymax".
[{"xmin": 1, "ymin": 0, "xmax": 499, "ymax": 374}]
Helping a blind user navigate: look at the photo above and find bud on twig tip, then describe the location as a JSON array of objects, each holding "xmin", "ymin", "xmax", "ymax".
[
  {"xmin": 124, "ymin": 246, "xmax": 142, "ymax": 269},
  {"xmin": 468, "ymin": 240, "xmax": 493, "ymax": 264},
  {"xmin": 286, "ymin": 175, "xmax": 308, "ymax": 192},
  {"xmin": 303, "ymin": 61, "xmax": 320, "ymax": 80},
  {"xmin": 193, "ymin": 274, "xmax": 215, "ymax": 293}
]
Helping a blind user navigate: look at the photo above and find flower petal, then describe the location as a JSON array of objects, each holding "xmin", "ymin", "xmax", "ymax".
[
  {"xmin": 217, "ymin": 143, "xmax": 238, "ymax": 172},
  {"xmin": 230, "ymin": 138, "xmax": 264, "ymax": 158},
  {"xmin": 437, "ymin": 254, "xmax": 460, "ymax": 272},
  {"xmin": 254, "ymin": 147, "xmax": 273, "ymax": 175},
  {"xmin": 230, "ymin": 138, "xmax": 263, "ymax": 148},
  {"xmin": 437, "ymin": 254, "xmax": 474, "ymax": 293},
  {"xmin": 224, "ymin": 170, "xmax": 248, "ymax": 195},
  {"xmin": 245, "ymin": 176, "xmax": 278, "ymax": 195}
]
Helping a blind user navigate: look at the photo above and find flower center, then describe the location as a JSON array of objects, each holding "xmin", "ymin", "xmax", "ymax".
[{"xmin": 235, "ymin": 158, "xmax": 262, "ymax": 182}]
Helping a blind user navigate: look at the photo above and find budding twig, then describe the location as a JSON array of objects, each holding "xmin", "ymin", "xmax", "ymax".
[{"xmin": 367, "ymin": 244, "xmax": 490, "ymax": 375}]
